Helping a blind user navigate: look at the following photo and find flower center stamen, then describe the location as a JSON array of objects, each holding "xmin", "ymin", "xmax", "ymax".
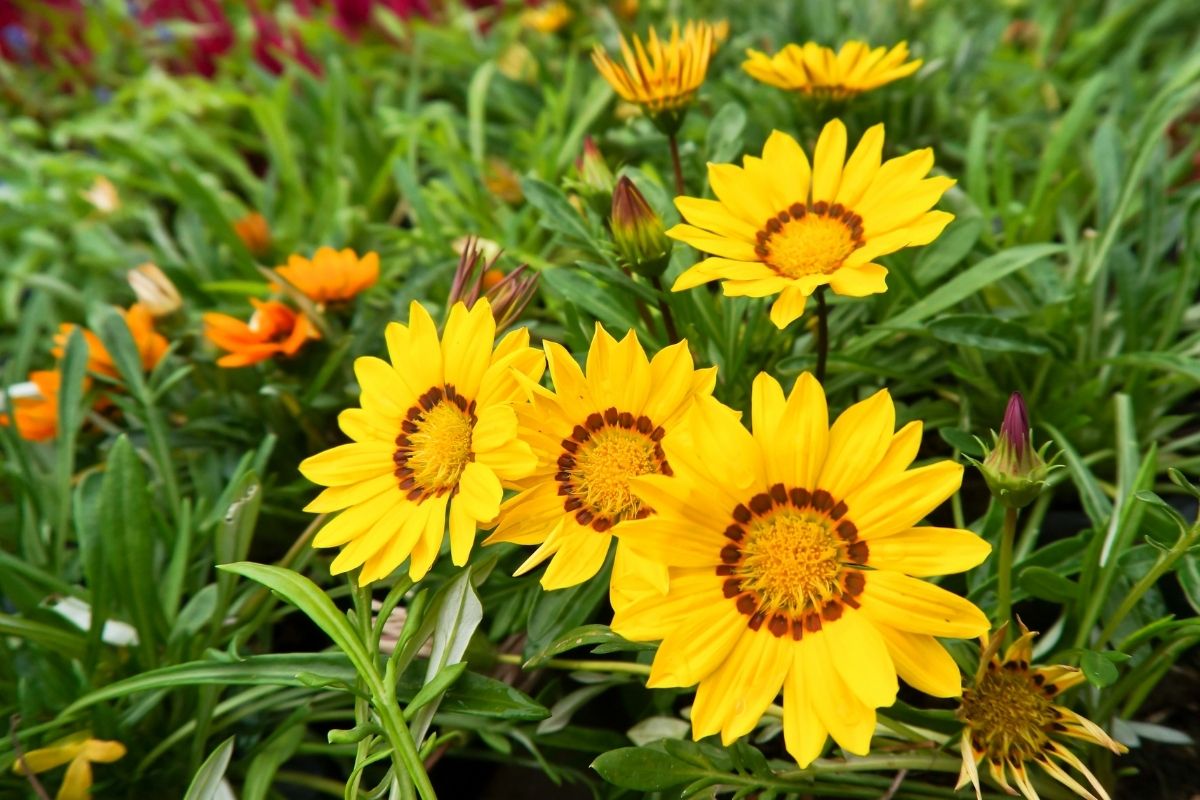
[
  {"xmin": 717, "ymin": 484, "xmax": 869, "ymax": 638},
  {"xmin": 959, "ymin": 664, "xmax": 1060, "ymax": 763},
  {"xmin": 555, "ymin": 407, "xmax": 671, "ymax": 532},
  {"xmin": 754, "ymin": 201, "xmax": 865, "ymax": 279},
  {"xmin": 393, "ymin": 385, "xmax": 476, "ymax": 502}
]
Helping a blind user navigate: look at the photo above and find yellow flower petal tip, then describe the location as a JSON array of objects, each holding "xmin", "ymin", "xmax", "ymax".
[
  {"xmin": 669, "ymin": 122, "xmax": 953, "ymax": 328},
  {"xmin": 743, "ymin": 40, "xmax": 922, "ymax": 100},
  {"xmin": 607, "ymin": 372, "xmax": 988, "ymax": 764}
]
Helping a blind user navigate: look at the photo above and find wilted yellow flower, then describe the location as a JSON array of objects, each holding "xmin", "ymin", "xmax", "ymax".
[
  {"xmin": 668, "ymin": 120, "xmax": 954, "ymax": 328},
  {"xmin": 592, "ymin": 21, "xmax": 715, "ymax": 131},
  {"xmin": 127, "ymin": 263, "xmax": 182, "ymax": 317},
  {"xmin": 610, "ymin": 373, "xmax": 990, "ymax": 765},
  {"xmin": 485, "ymin": 325, "xmax": 714, "ymax": 606},
  {"xmin": 957, "ymin": 623, "xmax": 1127, "ymax": 800},
  {"xmin": 298, "ymin": 300, "xmax": 545, "ymax": 584},
  {"xmin": 12, "ymin": 732, "xmax": 125, "ymax": 800},
  {"xmin": 744, "ymin": 41, "xmax": 921, "ymax": 100}
]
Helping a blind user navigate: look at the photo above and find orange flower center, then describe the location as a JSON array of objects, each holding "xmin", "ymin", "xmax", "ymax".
[
  {"xmin": 555, "ymin": 407, "xmax": 671, "ymax": 532},
  {"xmin": 755, "ymin": 201, "xmax": 865, "ymax": 279},
  {"xmin": 394, "ymin": 385, "xmax": 476, "ymax": 502},
  {"xmin": 959, "ymin": 663, "xmax": 1059, "ymax": 762},
  {"xmin": 717, "ymin": 485, "xmax": 869, "ymax": 638}
]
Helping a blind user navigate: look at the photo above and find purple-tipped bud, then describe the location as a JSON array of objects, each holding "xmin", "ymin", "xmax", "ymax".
[
  {"xmin": 448, "ymin": 236, "xmax": 538, "ymax": 329},
  {"xmin": 611, "ymin": 176, "xmax": 671, "ymax": 277},
  {"xmin": 974, "ymin": 392, "xmax": 1059, "ymax": 509}
]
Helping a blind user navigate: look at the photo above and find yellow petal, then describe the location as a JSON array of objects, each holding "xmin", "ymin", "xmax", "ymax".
[
  {"xmin": 457, "ymin": 461, "xmax": 502, "ymax": 524},
  {"xmin": 811, "ymin": 119, "xmax": 848, "ymax": 203},
  {"xmin": 57, "ymin": 756, "xmax": 92, "ymax": 800},
  {"xmin": 80, "ymin": 740, "xmax": 125, "ymax": 763},
  {"xmin": 355, "ymin": 356, "xmax": 414, "ymax": 419},
  {"xmin": 673, "ymin": 197, "xmax": 759, "ymax": 239},
  {"xmin": 304, "ymin": 472, "xmax": 397, "ymax": 514},
  {"xmin": 611, "ymin": 568, "xmax": 716, "ymax": 641},
  {"xmin": 448, "ymin": 495, "xmax": 477, "ymax": 566},
  {"xmin": 858, "ymin": 571, "xmax": 989, "ymax": 638},
  {"xmin": 670, "ymin": 256, "xmax": 776, "ymax": 291},
  {"xmin": 829, "ymin": 263, "xmax": 888, "ymax": 297},
  {"xmin": 866, "ymin": 526, "xmax": 992, "ymax": 576},
  {"xmin": 824, "ymin": 611, "xmax": 898, "ymax": 708},
  {"xmin": 818, "ymin": 389, "xmax": 895, "ymax": 499},
  {"xmin": 801, "ymin": 633, "xmax": 876, "ymax": 755},
  {"xmin": 313, "ymin": 489, "xmax": 404, "ymax": 548},
  {"xmin": 836, "ymin": 124, "xmax": 884, "ymax": 209},
  {"xmin": 608, "ymin": 544, "xmax": 670, "ymax": 615},
  {"xmin": 13, "ymin": 740, "xmax": 87, "ymax": 774},
  {"xmin": 299, "ymin": 442, "xmax": 394, "ymax": 487},
  {"xmin": 338, "ymin": 408, "xmax": 396, "ymax": 443},
  {"xmin": 785, "ymin": 372, "xmax": 829, "ymax": 489},
  {"xmin": 845, "ymin": 461, "xmax": 964, "ymax": 540},
  {"xmin": 862, "ymin": 421, "xmax": 923, "ymax": 483},
  {"xmin": 875, "ymin": 626, "xmax": 962, "ymax": 698},
  {"xmin": 357, "ymin": 501, "xmax": 422, "ymax": 584},
  {"xmin": 540, "ymin": 526, "xmax": 611, "ymax": 590},
  {"xmin": 691, "ymin": 629, "xmax": 789, "ymax": 744},
  {"xmin": 666, "ymin": 225, "xmax": 760, "ymax": 260},
  {"xmin": 768, "ymin": 285, "xmax": 809, "ymax": 328},
  {"xmin": 407, "ymin": 496, "xmax": 448, "ymax": 581},
  {"xmin": 647, "ymin": 605, "xmax": 744, "ymax": 688},
  {"xmin": 442, "ymin": 300, "xmax": 496, "ymax": 399},
  {"xmin": 762, "ymin": 130, "xmax": 811, "ymax": 209},
  {"xmin": 707, "ymin": 162, "xmax": 773, "ymax": 225},
  {"xmin": 783, "ymin": 657, "xmax": 829, "ymax": 767}
]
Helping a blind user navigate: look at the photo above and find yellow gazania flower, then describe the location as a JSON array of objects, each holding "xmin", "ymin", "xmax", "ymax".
[
  {"xmin": 12, "ymin": 732, "xmax": 125, "ymax": 800},
  {"xmin": 610, "ymin": 372, "xmax": 991, "ymax": 765},
  {"xmin": 484, "ymin": 325, "xmax": 715, "ymax": 604},
  {"xmin": 743, "ymin": 41, "xmax": 922, "ymax": 100},
  {"xmin": 592, "ymin": 21, "xmax": 715, "ymax": 126},
  {"xmin": 274, "ymin": 247, "xmax": 380, "ymax": 306},
  {"xmin": 521, "ymin": 1, "xmax": 572, "ymax": 34},
  {"xmin": 668, "ymin": 121, "xmax": 954, "ymax": 329},
  {"xmin": 957, "ymin": 623, "xmax": 1127, "ymax": 800},
  {"xmin": 299, "ymin": 299, "xmax": 545, "ymax": 584}
]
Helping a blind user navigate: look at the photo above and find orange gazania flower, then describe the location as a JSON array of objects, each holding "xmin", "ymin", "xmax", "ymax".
[
  {"xmin": 274, "ymin": 247, "xmax": 380, "ymax": 305},
  {"xmin": 1, "ymin": 370, "xmax": 65, "ymax": 442},
  {"xmin": 234, "ymin": 212, "xmax": 272, "ymax": 256},
  {"xmin": 52, "ymin": 304, "xmax": 169, "ymax": 379},
  {"xmin": 203, "ymin": 299, "xmax": 319, "ymax": 368}
]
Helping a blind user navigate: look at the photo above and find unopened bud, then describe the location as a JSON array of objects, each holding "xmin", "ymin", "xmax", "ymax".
[
  {"xmin": 611, "ymin": 176, "xmax": 671, "ymax": 277},
  {"xmin": 234, "ymin": 212, "xmax": 272, "ymax": 257},
  {"xmin": 576, "ymin": 137, "xmax": 615, "ymax": 195},
  {"xmin": 127, "ymin": 263, "xmax": 182, "ymax": 317},
  {"xmin": 971, "ymin": 392, "xmax": 1061, "ymax": 509},
  {"xmin": 449, "ymin": 237, "xmax": 539, "ymax": 329}
]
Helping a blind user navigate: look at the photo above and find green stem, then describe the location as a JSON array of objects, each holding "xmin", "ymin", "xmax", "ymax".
[
  {"xmin": 651, "ymin": 274, "xmax": 680, "ymax": 343},
  {"xmin": 815, "ymin": 286, "xmax": 829, "ymax": 382},
  {"xmin": 1094, "ymin": 519, "xmax": 1200, "ymax": 650},
  {"xmin": 493, "ymin": 653, "xmax": 651, "ymax": 676},
  {"xmin": 142, "ymin": 401, "xmax": 182, "ymax": 521},
  {"xmin": 996, "ymin": 505, "xmax": 1018, "ymax": 639},
  {"xmin": 667, "ymin": 133, "xmax": 686, "ymax": 196}
]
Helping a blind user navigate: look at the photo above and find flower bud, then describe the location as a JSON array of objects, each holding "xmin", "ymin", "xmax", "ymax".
[
  {"xmin": 449, "ymin": 237, "xmax": 539, "ymax": 329},
  {"xmin": 233, "ymin": 212, "xmax": 272, "ymax": 257},
  {"xmin": 576, "ymin": 137, "xmax": 615, "ymax": 195},
  {"xmin": 610, "ymin": 176, "xmax": 671, "ymax": 277},
  {"xmin": 972, "ymin": 392, "xmax": 1060, "ymax": 509},
  {"xmin": 127, "ymin": 263, "xmax": 182, "ymax": 318}
]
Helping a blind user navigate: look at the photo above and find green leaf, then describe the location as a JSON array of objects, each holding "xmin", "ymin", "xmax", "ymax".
[
  {"xmin": 182, "ymin": 736, "xmax": 235, "ymax": 800},
  {"xmin": 913, "ymin": 217, "xmax": 983, "ymax": 284},
  {"xmin": 939, "ymin": 427, "xmax": 985, "ymax": 457},
  {"xmin": 591, "ymin": 747, "xmax": 708, "ymax": 791},
  {"xmin": 405, "ymin": 662, "xmax": 468, "ymax": 720},
  {"xmin": 411, "ymin": 567, "xmax": 484, "ymax": 742},
  {"xmin": 540, "ymin": 266, "xmax": 640, "ymax": 333},
  {"xmin": 525, "ymin": 557, "xmax": 613, "ymax": 659},
  {"xmin": 521, "ymin": 177, "xmax": 596, "ymax": 247},
  {"xmin": 525, "ymin": 624, "xmax": 654, "ymax": 667},
  {"xmin": 94, "ymin": 305, "xmax": 149, "ymax": 397},
  {"xmin": 0, "ymin": 613, "xmax": 85, "ymax": 659},
  {"xmin": 242, "ymin": 724, "xmax": 304, "ymax": 800},
  {"xmin": 1080, "ymin": 650, "xmax": 1120, "ymax": 688},
  {"xmin": 1018, "ymin": 566, "xmax": 1078, "ymax": 602},
  {"xmin": 102, "ymin": 435, "xmax": 167, "ymax": 664},
  {"xmin": 926, "ymin": 314, "xmax": 1051, "ymax": 354},
  {"xmin": 704, "ymin": 103, "xmax": 747, "ymax": 164},
  {"xmin": 1178, "ymin": 554, "xmax": 1200, "ymax": 615},
  {"xmin": 467, "ymin": 61, "xmax": 496, "ymax": 167}
]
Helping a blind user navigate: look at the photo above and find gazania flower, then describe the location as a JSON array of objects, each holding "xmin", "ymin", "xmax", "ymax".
[
  {"xmin": 669, "ymin": 121, "xmax": 954, "ymax": 328},
  {"xmin": 274, "ymin": 247, "xmax": 380, "ymax": 305},
  {"xmin": 592, "ymin": 21, "xmax": 715, "ymax": 131},
  {"xmin": 957, "ymin": 623, "xmax": 1127, "ymax": 800},
  {"xmin": 203, "ymin": 299, "xmax": 318, "ymax": 368},
  {"xmin": 52, "ymin": 304, "xmax": 169, "ymax": 379},
  {"xmin": 299, "ymin": 300, "xmax": 544, "ymax": 584},
  {"xmin": 12, "ymin": 732, "xmax": 125, "ymax": 800},
  {"xmin": 1, "ymin": 370, "xmax": 64, "ymax": 442},
  {"xmin": 610, "ymin": 372, "xmax": 990, "ymax": 765},
  {"xmin": 485, "ymin": 325, "xmax": 715, "ymax": 603},
  {"xmin": 743, "ymin": 41, "xmax": 921, "ymax": 100},
  {"xmin": 521, "ymin": 1, "xmax": 572, "ymax": 34}
]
